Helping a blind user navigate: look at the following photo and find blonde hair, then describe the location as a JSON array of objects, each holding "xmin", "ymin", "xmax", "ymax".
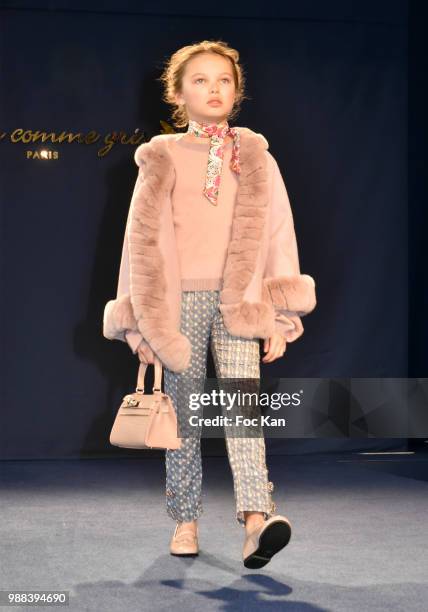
[{"xmin": 158, "ymin": 39, "xmax": 248, "ymax": 129}]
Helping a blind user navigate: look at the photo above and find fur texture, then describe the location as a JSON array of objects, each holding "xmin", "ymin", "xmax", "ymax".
[
  {"xmin": 216, "ymin": 129, "xmax": 276, "ymax": 338},
  {"xmin": 127, "ymin": 138, "xmax": 191, "ymax": 372},
  {"xmin": 263, "ymin": 274, "xmax": 316, "ymax": 315}
]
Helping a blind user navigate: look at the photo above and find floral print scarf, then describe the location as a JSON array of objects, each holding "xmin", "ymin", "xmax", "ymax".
[{"xmin": 186, "ymin": 118, "xmax": 241, "ymax": 206}]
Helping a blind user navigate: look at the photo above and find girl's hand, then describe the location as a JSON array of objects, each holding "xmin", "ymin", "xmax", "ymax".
[
  {"xmin": 137, "ymin": 340, "xmax": 155, "ymax": 365},
  {"xmin": 262, "ymin": 333, "xmax": 286, "ymax": 363}
]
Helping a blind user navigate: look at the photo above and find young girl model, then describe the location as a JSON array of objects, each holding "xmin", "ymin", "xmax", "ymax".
[{"xmin": 103, "ymin": 40, "xmax": 317, "ymax": 568}]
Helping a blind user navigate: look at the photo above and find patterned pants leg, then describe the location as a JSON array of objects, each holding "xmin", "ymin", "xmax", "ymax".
[{"xmin": 163, "ymin": 290, "xmax": 276, "ymax": 527}]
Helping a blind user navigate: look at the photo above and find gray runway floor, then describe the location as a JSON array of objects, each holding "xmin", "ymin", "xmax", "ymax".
[{"xmin": 1, "ymin": 451, "xmax": 427, "ymax": 611}]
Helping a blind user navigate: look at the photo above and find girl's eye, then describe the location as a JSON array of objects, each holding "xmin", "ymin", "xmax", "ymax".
[{"xmin": 194, "ymin": 78, "xmax": 231, "ymax": 84}]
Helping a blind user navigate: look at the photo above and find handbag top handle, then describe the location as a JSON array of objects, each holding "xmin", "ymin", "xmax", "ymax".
[{"xmin": 136, "ymin": 354, "xmax": 163, "ymax": 394}]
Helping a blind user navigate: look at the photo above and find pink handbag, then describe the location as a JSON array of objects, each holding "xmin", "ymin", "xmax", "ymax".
[{"xmin": 109, "ymin": 355, "xmax": 182, "ymax": 450}]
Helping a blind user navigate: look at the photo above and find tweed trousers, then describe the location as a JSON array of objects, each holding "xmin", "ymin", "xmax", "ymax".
[{"xmin": 163, "ymin": 289, "xmax": 276, "ymax": 527}]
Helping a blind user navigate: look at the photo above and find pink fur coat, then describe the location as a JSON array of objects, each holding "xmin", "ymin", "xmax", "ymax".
[{"xmin": 103, "ymin": 126, "xmax": 316, "ymax": 373}]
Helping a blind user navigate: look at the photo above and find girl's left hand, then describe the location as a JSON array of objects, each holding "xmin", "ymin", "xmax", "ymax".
[{"xmin": 262, "ymin": 333, "xmax": 286, "ymax": 363}]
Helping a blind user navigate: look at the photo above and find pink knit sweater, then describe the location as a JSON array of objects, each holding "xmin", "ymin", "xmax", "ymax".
[{"xmin": 169, "ymin": 134, "xmax": 236, "ymax": 291}]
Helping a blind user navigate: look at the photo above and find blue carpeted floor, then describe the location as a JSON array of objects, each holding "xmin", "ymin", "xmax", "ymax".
[{"xmin": 1, "ymin": 451, "xmax": 427, "ymax": 611}]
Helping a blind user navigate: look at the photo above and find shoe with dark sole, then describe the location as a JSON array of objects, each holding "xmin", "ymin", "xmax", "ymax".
[
  {"xmin": 170, "ymin": 522, "xmax": 199, "ymax": 556},
  {"xmin": 243, "ymin": 515, "xmax": 292, "ymax": 569}
]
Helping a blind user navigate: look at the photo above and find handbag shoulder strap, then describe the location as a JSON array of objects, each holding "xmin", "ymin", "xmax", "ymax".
[{"xmin": 136, "ymin": 354, "xmax": 163, "ymax": 393}]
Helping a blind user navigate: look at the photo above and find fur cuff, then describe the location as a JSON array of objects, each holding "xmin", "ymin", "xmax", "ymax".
[
  {"xmin": 103, "ymin": 294, "xmax": 192, "ymax": 372},
  {"xmin": 263, "ymin": 274, "xmax": 316, "ymax": 316},
  {"xmin": 103, "ymin": 294, "xmax": 138, "ymax": 342}
]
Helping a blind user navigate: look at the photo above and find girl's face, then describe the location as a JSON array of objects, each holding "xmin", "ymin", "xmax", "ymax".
[{"xmin": 175, "ymin": 52, "xmax": 236, "ymax": 125}]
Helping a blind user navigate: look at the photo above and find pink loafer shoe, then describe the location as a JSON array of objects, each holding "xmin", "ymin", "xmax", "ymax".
[
  {"xmin": 170, "ymin": 523, "xmax": 199, "ymax": 557},
  {"xmin": 243, "ymin": 515, "xmax": 292, "ymax": 569}
]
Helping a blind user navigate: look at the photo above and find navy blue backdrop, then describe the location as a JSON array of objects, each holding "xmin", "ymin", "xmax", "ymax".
[{"xmin": 0, "ymin": 1, "xmax": 412, "ymax": 459}]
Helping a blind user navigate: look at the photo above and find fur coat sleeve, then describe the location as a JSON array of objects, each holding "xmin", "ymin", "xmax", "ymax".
[
  {"xmin": 263, "ymin": 151, "xmax": 316, "ymax": 342},
  {"xmin": 102, "ymin": 164, "xmax": 146, "ymax": 353}
]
